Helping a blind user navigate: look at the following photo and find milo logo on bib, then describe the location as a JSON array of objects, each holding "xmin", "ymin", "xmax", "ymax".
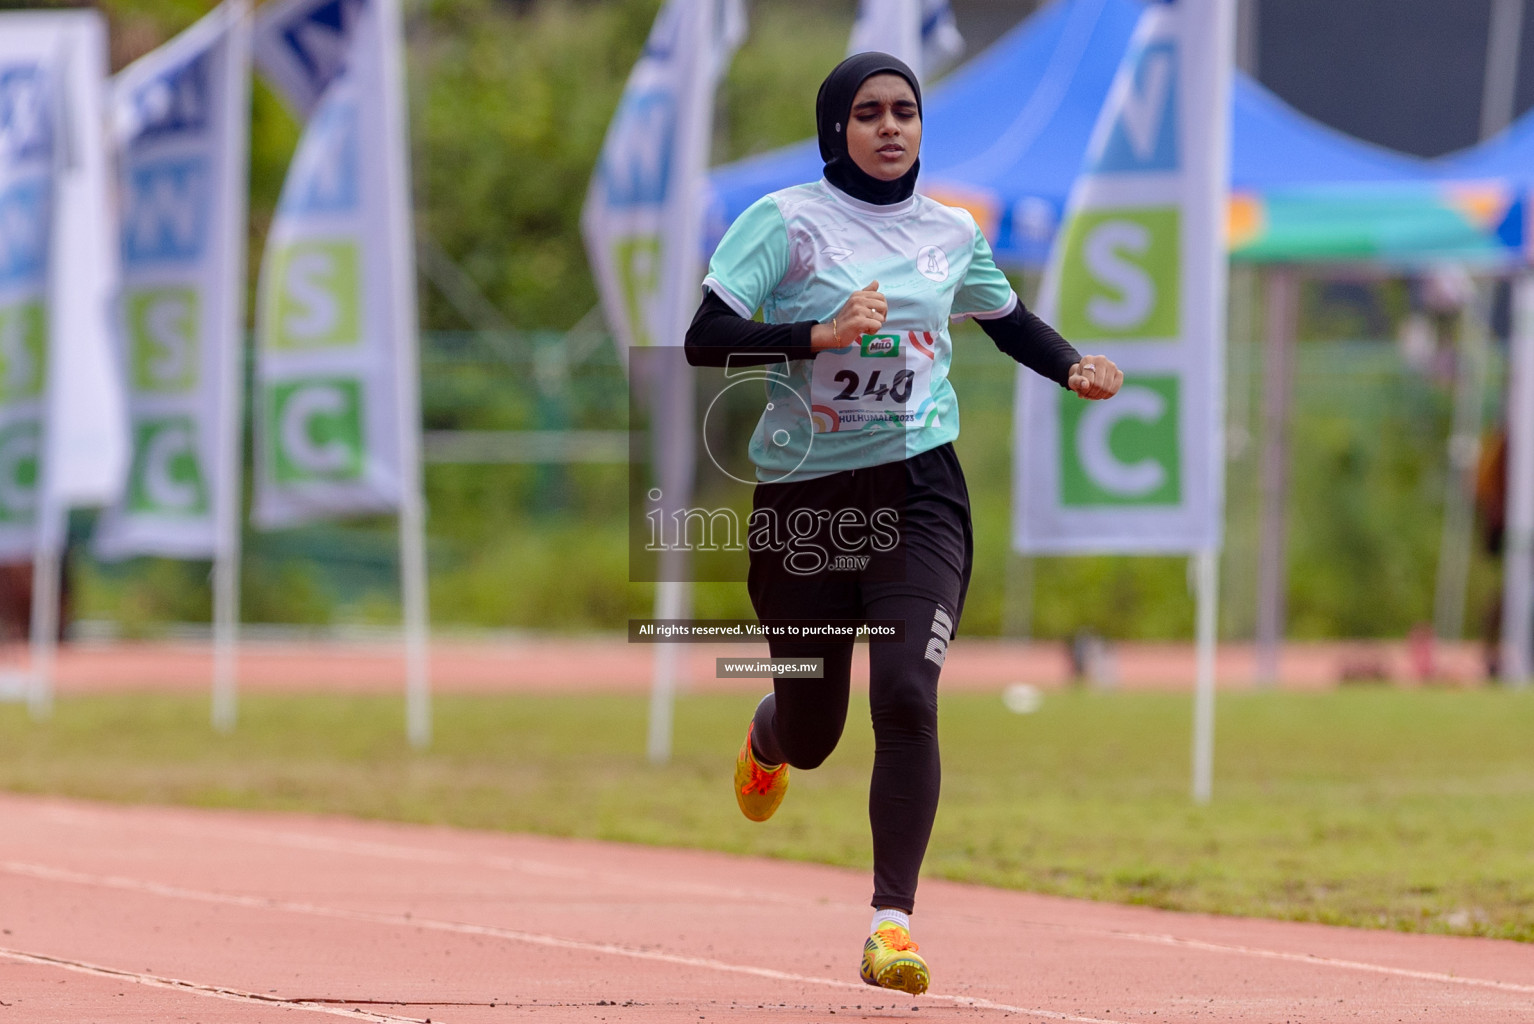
[{"xmin": 809, "ymin": 330, "xmax": 938, "ymax": 433}]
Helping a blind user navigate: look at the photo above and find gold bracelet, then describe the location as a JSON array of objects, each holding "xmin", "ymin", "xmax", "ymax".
[{"xmin": 832, "ymin": 316, "xmax": 838, "ymax": 346}]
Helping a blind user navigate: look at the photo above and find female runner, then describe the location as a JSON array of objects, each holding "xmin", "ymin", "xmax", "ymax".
[{"xmin": 684, "ymin": 51, "xmax": 1122, "ymax": 994}]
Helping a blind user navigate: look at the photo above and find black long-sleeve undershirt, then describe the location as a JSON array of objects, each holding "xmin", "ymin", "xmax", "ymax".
[
  {"xmin": 683, "ymin": 288, "xmax": 1081, "ymax": 386},
  {"xmin": 683, "ymin": 290, "xmax": 817, "ymax": 366},
  {"xmin": 973, "ymin": 300, "xmax": 1081, "ymax": 388}
]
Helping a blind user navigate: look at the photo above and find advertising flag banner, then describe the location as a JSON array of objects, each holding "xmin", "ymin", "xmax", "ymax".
[
  {"xmin": 581, "ymin": 0, "xmax": 745, "ymax": 354},
  {"xmin": 0, "ymin": 12, "xmax": 124, "ymax": 562},
  {"xmin": 252, "ymin": 0, "xmax": 419, "ymax": 528},
  {"xmin": 96, "ymin": 2, "xmax": 251, "ymax": 560},
  {"xmin": 0, "ymin": 41, "xmax": 56, "ymax": 560},
  {"xmin": 848, "ymin": 0, "xmax": 964, "ymax": 80},
  {"xmin": 1015, "ymin": 0, "xmax": 1232, "ymax": 554}
]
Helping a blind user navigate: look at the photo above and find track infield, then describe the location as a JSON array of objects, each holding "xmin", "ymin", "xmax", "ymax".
[{"xmin": 2, "ymin": 794, "xmax": 1533, "ymax": 1023}]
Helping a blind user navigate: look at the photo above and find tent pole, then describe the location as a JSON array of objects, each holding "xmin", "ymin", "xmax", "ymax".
[
  {"xmin": 1434, "ymin": 281, "xmax": 1491, "ymax": 644},
  {"xmin": 1255, "ymin": 266, "xmax": 1297, "ymax": 687},
  {"xmin": 1501, "ymin": 272, "xmax": 1534, "ymax": 687},
  {"xmin": 1224, "ymin": 265, "xmax": 1258, "ymax": 637}
]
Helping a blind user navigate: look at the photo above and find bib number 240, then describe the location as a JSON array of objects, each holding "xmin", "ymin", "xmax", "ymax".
[
  {"xmin": 831, "ymin": 367, "xmax": 915, "ymax": 403},
  {"xmin": 809, "ymin": 331, "xmax": 936, "ymax": 433}
]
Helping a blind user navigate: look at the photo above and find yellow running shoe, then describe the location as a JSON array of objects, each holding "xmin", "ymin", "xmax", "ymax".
[
  {"xmin": 860, "ymin": 923, "xmax": 930, "ymax": 995},
  {"xmin": 734, "ymin": 723, "xmax": 789, "ymax": 822}
]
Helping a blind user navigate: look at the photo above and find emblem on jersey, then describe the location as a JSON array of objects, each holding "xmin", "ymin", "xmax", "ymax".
[
  {"xmin": 916, "ymin": 245, "xmax": 949, "ymax": 282},
  {"xmin": 860, "ymin": 334, "xmax": 899, "ymax": 357}
]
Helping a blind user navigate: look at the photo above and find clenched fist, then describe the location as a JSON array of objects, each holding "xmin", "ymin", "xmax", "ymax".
[
  {"xmin": 812, "ymin": 280, "xmax": 887, "ymax": 351},
  {"xmin": 1068, "ymin": 355, "xmax": 1123, "ymax": 400}
]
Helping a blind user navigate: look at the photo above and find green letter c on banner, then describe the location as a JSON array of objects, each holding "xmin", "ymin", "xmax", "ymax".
[
  {"xmin": 268, "ymin": 378, "xmax": 365, "ymax": 483},
  {"xmin": 1060, "ymin": 376, "xmax": 1181, "ymax": 507}
]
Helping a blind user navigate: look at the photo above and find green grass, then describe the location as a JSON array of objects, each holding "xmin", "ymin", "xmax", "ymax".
[{"xmin": 3, "ymin": 688, "xmax": 1533, "ymax": 940}]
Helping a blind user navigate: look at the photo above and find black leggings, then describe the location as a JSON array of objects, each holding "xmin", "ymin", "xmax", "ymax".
[
  {"xmin": 744, "ymin": 444, "xmax": 972, "ymax": 914},
  {"xmin": 749, "ymin": 592, "xmax": 952, "ymax": 913}
]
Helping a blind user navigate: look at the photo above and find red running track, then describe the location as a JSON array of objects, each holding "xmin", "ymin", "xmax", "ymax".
[{"xmin": 1, "ymin": 794, "xmax": 1532, "ymax": 1022}]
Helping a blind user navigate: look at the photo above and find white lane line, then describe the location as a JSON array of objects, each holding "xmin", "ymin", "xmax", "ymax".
[
  {"xmin": 0, "ymin": 946, "xmax": 431, "ymax": 1023},
  {"xmin": 229, "ymin": 832, "xmax": 1534, "ymax": 995},
  {"xmin": 1096, "ymin": 929, "xmax": 1534, "ymax": 994},
  {"xmin": 0, "ymin": 860, "xmax": 1124, "ymax": 1024},
  {"xmin": 31, "ymin": 802, "xmax": 839, "ymax": 910}
]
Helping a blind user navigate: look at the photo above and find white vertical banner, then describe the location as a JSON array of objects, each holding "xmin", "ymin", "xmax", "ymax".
[
  {"xmin": 848, "ymin": 0, "xmax": 964, "ymax": 81},
  {"xmin": 1015, "ymin": 0, "xmax": 1232, "ymax": 557},
  {"xmin": 580, "ymin": 0, "xmax": 745, "ymax": 763},
  {"xmin": 252, "ymin": 0, "xmax": 416, "ymax": 528},
  {"xmin": 0, "ymin": 12, "xmax": 125, "ymax": 559},
  {"xmin": 0, "ymin": 13, "xmax": 124, "ymax": 716},
  {"xmin": 32, "ymin": 14, "xmax": 126, "ymax": 529},
  {"xmin": 849, "ymin": 0, "xmax": 921, "ymax": 71},
  {"xmin": 97, "ymin": 2, "xmax": 251, "ymax": 561},
  {"xmin": 254, "ymin": 0, "xmax": 429, "ymax": 746},
  {"xmin": 0, "ymin": 39, "xmax": 59, "ymax": 564},
  {"xmin": 581, "ymin": 0, "xmax": 745, "ymax": 358}
]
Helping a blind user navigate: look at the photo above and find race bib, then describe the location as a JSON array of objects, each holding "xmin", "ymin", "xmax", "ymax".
[{"xmin": 809, "ymin": 331, "xmax": 938, "ymax": 433}]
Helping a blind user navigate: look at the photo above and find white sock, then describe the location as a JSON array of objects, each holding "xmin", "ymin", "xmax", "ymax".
[{"xmin": 870, "ymin": 908, "xmax": 910, "ymax": 933}]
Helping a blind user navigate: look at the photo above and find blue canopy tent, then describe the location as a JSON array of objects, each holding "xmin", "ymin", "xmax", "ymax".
[
  {"xmin": 706, "ymin": 0, "xmax": 1138, "ymax": 265},
  {"xmin": 1437, "ymin": 104, "xmax": 1534, "ymax": 184},
  {"xmin": 706, "ymin": 0, "xmax": 1516, "ymax": 266}
]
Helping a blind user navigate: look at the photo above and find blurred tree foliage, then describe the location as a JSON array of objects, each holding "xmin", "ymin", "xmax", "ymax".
[
  {"xmin": 411, "ymin": 0, "xmax": 851, "ymax": 329},
  {"xmin": 72, "ymin": 0, "xmax": 854, "ymax": 331}
]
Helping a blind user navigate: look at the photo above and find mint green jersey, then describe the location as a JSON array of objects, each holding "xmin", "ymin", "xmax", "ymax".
[{"xmin": 703, "ymin": 179, "xmax": 1017, "ymax": 482}]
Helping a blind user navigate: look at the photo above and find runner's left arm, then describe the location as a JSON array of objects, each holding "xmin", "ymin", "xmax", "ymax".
[
  {"xmin": 975, "ymin": 303, "xmax": 1080, "ymax": 388},
  {"xmin": 950, "ymin": 222, "xmax": 1080, "ymax": 388}
]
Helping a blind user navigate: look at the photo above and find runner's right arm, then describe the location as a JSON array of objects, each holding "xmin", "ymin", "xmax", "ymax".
[
  {"xmin": 684, "ymin": 290, "xmax": 818, "ymax": 367},
  {"xmin": 686, "ymin": 279, "xmax": 888, "ymax": 366},
  {"xmin": 686, "ymin": 196, "xmax": 818, "ymax": 367}
]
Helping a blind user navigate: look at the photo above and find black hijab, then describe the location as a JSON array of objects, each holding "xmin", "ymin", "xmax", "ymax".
[{"xmin": 815, "ymin": 52, "xmax": 922, "ymax": 205}]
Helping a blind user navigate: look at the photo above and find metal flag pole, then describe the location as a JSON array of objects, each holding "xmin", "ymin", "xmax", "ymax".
[
  {"xmin": 28, "ymin": 19, "xmax": 74, "ymax": 721},
  {"xmin": 1191, "ymin": 546, "xmax": 1219, "ymax": 804},
  {"xmin": 379, "ymin": 0, "xmax": 431, "ymax": 748},
  {"xmin": 647, "ymin": 368, "xmax": 696, "ymax": 765},
  {"xmin": 212, "ymin": 0, "xmax": 252, "ymax": 733},
  {"xmin": 26, "ymin": 546, "xmax": 60, "ymax": 720}
]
